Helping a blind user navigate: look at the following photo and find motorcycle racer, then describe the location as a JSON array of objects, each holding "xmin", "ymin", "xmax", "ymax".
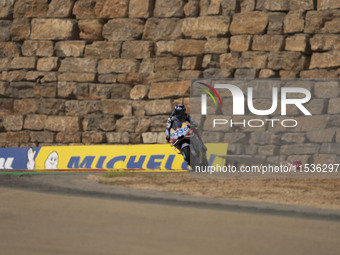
[
  {"xmin": 165, "ymin": 104, "xmax": 198, "ymax": 141},
  {"xmin": 165, "ymin": 104, "xmax": 207, "ymax": 167}
]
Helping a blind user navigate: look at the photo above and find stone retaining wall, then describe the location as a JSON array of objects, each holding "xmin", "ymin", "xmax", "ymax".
[{"xmin": 0, "ymin": 0, "xmax": 339, "ymax": 150}]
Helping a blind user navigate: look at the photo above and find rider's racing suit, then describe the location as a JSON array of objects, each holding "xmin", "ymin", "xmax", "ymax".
[
  {"xmin": 165, "ymin": 114, "xmax": 206, "ymax": 164},
  {"xmin": 165, "ymin": 114, "xmax": 198, "ymax": 139}
]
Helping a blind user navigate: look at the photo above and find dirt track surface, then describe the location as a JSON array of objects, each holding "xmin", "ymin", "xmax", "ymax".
[
  {"xmin": 1, "ymin": 186, "xmax": 340, "ymax": 255},
  {"xmin": 90, "ymin": 172, "xmax": 340, "ymax": 210}
]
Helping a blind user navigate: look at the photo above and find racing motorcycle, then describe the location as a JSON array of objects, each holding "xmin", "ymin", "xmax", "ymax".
[{"xmin": 168, "ymin": 122, "xmax": 208, "ymax": 170}]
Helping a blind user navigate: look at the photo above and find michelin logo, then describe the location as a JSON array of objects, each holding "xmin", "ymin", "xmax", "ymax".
[
  {"xmin": 26, "ymin": 148, "xmax": 59, "ymax": 170},
  {"xmin": 45, "ymin": 151, "xmax": 59, "ymax": 169}
]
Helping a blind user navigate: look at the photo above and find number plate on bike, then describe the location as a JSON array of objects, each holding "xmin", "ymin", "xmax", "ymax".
[{"xmin": 170, "ymin": 125, "xmax": 190, "ymax": 139}]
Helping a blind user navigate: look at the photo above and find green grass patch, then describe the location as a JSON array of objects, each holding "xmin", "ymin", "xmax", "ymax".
[{"xmin": 0, "ymin": 171, "xmax": 62, "ymax": 175}]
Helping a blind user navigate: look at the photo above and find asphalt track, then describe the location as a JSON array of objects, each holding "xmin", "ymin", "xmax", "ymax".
[{"xmin": 0, "ymin": 173, "xmax": 339, "ymax": 255}]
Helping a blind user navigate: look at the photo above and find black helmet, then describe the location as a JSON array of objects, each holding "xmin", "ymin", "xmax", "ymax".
[{"xmin": 174, "ymin": 104, "xmax": 186, "ymax": 116}]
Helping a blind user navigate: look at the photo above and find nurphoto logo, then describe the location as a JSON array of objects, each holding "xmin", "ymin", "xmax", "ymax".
[{"xmin": 195, "ymin": 81, "xmax": 312, "ymax": 129}]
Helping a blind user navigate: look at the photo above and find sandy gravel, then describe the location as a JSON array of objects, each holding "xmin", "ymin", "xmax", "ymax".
[{"xmin": 89, "ymin": 172, "xmax": 340, "ymax": 210}]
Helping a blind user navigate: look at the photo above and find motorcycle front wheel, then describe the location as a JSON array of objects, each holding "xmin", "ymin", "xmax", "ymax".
[{"xmin": 182, "ymin": 146, "xmax": 198, "ymax": 170}]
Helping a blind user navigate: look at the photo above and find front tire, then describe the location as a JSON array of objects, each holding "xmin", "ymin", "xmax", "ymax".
[
  {"xmin": 182, "ymin": 146, "xmax": 198, "ymax": 170},
  {"xmin": 182, "ymin": 146, "xmax": 190, "ymax": 164}
]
